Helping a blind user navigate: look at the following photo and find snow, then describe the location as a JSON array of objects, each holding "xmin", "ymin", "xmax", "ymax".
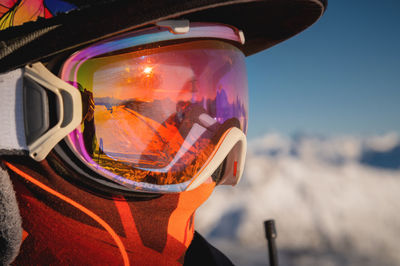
[{"xmin": 196, "ymin": 132, "xmax": 400, "ymax": 266}]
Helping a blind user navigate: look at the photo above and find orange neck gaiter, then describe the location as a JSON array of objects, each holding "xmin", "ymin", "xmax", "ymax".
[{"xmin": 5, "ymin": 160, "xmax": 215, "ymax": 265}]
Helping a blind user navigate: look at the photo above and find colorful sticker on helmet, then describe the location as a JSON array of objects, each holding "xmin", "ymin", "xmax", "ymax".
[{"xmin": 0, "ymin": 0, "xmax": 76, "ymax": 30}]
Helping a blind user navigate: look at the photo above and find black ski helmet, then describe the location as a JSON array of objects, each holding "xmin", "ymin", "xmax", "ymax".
[{"xmin": 0, "ymin": 0, "xmax": 327, "ymax": 73}]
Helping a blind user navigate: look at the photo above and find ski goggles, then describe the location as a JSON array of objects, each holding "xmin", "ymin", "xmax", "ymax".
[{"xmin": 9, "ymin": 21, "xmax": 248, "ymax": 193}]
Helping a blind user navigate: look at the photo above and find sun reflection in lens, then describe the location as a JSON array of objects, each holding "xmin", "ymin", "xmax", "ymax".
[{"xmin": 143, "ymin": 66, "xmax": 153, "ymax": 75}]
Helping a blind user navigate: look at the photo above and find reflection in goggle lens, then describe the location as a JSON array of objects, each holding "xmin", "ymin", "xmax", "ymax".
[{"xmin": 63, "ymin": 39, "xmax": 248, "ymax": 191}]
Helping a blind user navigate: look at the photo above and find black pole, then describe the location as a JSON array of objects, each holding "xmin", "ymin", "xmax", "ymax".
[{"xmin": 264, "ymin": 219, "xmax": 278, "ymax": 266}]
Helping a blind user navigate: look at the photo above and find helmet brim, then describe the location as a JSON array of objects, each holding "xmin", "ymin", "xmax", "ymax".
[{"xmin": 0, "ymin": 0, "xmax": 326, "ymax": 73}]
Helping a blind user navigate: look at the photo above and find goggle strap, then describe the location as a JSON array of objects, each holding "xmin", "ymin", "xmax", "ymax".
[{"xmin": 0, "ymin": 68, "xmax": 28, "ymax": 155}]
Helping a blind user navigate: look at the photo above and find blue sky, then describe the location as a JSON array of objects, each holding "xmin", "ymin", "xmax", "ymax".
[{"xmin": 245, "ymin": 1, "xmax": 400, "ymax": 139}]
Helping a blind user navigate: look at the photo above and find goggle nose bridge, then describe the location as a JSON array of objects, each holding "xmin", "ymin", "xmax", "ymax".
[
  {"xmin": 219, "ymin": 135, "xmax": 247, "ymax": 186},
  {"xmin": 186, "ymin": 127, "xmax": 247, "ymax": 191}
]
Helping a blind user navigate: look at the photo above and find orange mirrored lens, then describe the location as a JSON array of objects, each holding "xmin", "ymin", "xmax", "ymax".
[{"xmin": 64, "ymin": 40, "xmax": 248, "ymax": 191}]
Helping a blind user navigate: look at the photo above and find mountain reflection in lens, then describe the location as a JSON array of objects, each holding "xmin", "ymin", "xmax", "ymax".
[{"xmin": 64, "ymin": 40, "xmax": 248, "ymax": 190}]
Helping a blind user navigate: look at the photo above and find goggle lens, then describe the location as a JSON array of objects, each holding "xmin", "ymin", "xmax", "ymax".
[{"xmin": 61, "ymin": 25, "xmax": 248, "ymax": 192}]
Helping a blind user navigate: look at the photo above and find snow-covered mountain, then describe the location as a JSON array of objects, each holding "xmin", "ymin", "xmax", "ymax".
[{"xmin": 196, "ymin": 132, "xmax": 400, "ymax": 266}]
